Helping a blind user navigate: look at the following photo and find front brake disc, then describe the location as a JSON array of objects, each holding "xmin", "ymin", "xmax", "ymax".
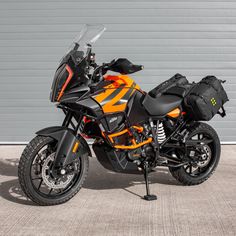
[{"xmin": 41, "ymin": 153, "xmax": 74, "ymax": 189}]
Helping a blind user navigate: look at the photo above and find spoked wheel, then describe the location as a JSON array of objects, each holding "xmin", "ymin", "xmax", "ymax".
[
  {"xmin": 169, "ymin": 122, "xmax": 221, "ymax": 185},
  {"xmin": 18, "ymin": 136, "xmax": 89, "ymax": 205},
  {"xmin": 183, "ymin": 133, "xmax": 213, "ymax": 177}
]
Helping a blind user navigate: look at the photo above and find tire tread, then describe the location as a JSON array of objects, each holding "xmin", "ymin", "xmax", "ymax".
[
  {"xmin": 169, "ymin": 122, "xmax": 221, "ymax": 186},
  {"xmin": 18, "ymin": 135, "xmax": 89, "ymax": 206}
]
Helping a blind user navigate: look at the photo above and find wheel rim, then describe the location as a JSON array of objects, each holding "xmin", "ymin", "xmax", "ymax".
[
  {"xmin": 30, "ymin": 141, "xmax": 82, "ymax": 198},
  {"xmin": 183, "ymin": 131, "xmax": 215, "ymax": 177}
]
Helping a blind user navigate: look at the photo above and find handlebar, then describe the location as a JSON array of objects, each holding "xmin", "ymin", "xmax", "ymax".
[
  {"xmin": 131, "ymin": 64, "xmax": 144, "ymax": 72},
  {"xmin": 91, "ymin": 59, "xmax": 144, "ymax": 83}
]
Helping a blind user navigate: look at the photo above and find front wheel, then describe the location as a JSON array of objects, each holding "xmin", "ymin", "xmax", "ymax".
[
  {"xmin": 18, "ymin": 136, "xmax": 89, "ymax": 205},
  {"xmin": 169, "ymin": 122, "xmax": 221, "ymax": 186}
]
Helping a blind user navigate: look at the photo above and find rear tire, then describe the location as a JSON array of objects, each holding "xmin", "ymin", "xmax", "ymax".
[
  {"xmin": 18, "ymin": 135, "xmax": 89, "ymax": 205},
  {"xmin": 169, "ymin": 122, "xmax": 221, "ymax": 186}
]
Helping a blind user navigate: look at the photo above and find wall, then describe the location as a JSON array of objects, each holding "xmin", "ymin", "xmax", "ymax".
[{"xmin": 0, "ymin": 0, "xmax": 235, "ymax": 142}]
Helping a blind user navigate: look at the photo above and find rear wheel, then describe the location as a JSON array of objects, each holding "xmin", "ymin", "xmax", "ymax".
[
  {"xmin": 18, "ymin": 136, "xmax": 89, "ymax": 205},
  {"xmin": 168, "ymin": 122, "xmax": 221, "ymax": 185}
]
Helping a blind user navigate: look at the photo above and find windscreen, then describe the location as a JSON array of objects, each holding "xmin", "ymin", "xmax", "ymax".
[
  {"xmin": 65, "ymin": 24, "xmax": 106, "ymax": 58},
  {"xmin": 74, "ymin": 24, "xmax": 106, "ymax": 46}
]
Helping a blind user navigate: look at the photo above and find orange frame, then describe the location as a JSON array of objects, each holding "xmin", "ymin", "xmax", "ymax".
[{"xmin": 107, "ymin": 126, "xmax": 152, "ymax": 150}]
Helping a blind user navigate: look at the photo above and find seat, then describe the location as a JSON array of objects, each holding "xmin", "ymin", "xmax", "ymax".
[{"xmin": 142, "ymin": 93, "xmax": 183, "ymax": 117}]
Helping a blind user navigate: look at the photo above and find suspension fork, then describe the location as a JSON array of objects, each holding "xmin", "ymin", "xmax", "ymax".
[
  {"xmin": 62, "ymin": 110, "xmax": 83, "ymax": 133},
  {"xmin": 39, "ymin": 110, "xmax": 88, "ymax": 177},
  {"xmin": 62, "ymin": 110, "xmax": 73, "ymax": 127}
]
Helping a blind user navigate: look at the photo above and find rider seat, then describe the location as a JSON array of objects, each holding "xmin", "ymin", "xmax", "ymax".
[{"xmin": 142, "ymin": 93, "xmax": 182, "ymax": 117}]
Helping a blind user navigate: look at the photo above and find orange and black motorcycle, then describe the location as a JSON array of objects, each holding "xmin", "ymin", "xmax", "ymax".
[{"xmin": 18, "ymin": 25, "xmax": 229, "ymax": 205}]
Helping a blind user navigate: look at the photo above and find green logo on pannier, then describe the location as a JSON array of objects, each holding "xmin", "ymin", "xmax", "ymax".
[{"xmin": 211, "ymin": 98, "xmax": 217, "ymax": 106}]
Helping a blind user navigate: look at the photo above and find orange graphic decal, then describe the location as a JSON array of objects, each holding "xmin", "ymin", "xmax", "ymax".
[{"xmin": 93, "ymin": 75, "xmax": 142, "ymax": 113}]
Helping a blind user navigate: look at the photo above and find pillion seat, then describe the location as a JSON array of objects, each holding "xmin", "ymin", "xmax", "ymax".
[{"xmin": 142, "ymin": 93, "xmax": 182, "ymax": 117}]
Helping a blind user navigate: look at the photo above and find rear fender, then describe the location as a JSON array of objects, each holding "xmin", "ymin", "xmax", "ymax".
[{"xmin": 36, "ymin": 126, "xmax": 91, "ymax": 168}]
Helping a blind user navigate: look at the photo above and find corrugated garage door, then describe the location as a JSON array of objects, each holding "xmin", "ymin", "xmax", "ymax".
[{"xmin": 0, "ymin": 0, "xmax": 235, "ymax": 143}]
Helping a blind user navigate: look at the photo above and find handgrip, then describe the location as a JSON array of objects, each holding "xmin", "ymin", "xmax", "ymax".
[
  {"xmin": 130, "ymin": 64, "xmax": 144, "ymax": 73},
  {"xmin": 132, "ymin": 64, "xmax": 144, "ymax": 71}
]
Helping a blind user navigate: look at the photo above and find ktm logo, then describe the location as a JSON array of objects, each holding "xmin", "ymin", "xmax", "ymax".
[{"xmin": 109, "ymin": 117, "xmax": 118, "ymax": 123}]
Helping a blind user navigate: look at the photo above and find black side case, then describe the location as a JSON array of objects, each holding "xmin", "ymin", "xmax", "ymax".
[
  {"xmin": 149, "ymin": 73, "xmax": 189, "ymax": 98},
  {"xmin": 184, "ymin": 76, "xmax": 229, "ymax": 121}
]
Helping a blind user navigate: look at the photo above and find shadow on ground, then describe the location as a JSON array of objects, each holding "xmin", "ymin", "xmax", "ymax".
[{"xmin": 0, "ymin": 157, "xmax": 180, "ymax": 205}]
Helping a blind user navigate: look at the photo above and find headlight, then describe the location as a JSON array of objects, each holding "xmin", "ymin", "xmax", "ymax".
[{"xmin": 50, "ymin": 64, "xmax": 74, "ymax": 102}]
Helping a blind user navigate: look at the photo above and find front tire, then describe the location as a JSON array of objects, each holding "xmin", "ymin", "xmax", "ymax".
[
  {"xmin": 18, "ymin": 136, "xmax": 89, "ymax": 205},
  {"xmin": 169, "ymin": 122, "xmax": 221, "ymax": 186}
]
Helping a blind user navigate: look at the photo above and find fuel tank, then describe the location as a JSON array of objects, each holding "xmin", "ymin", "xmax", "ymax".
[{"xmin": 92, "ymin": 74, "xmax": 142, "ymax": 113}]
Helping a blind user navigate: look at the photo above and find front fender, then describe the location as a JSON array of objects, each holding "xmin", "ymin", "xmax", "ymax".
[{"xmin": 36, "ymin": 126, "xmax": 91, "ymax": 168}]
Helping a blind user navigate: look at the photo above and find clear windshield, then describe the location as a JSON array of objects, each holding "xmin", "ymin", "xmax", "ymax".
[
  {"xmin": 74, "ymin": 24, "xmax": 106, "ymax": 46},
  {"xmin": 65, "ymin": 24, "xmax": 106, "ymax": 57}
]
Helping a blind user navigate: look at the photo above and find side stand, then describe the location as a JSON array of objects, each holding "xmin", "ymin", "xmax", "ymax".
[{"xmin": 143, "ymin": 162, "xmax": 157, "ymax": 201}]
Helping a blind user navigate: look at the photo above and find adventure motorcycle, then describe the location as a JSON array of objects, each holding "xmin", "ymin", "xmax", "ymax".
[{"xmin": 18, "ymin": 24, "xmax": 229, "ymax": 205}]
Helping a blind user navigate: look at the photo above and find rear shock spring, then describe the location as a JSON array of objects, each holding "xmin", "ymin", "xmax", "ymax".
[{"xmin": 157, "ymin": 122, "xmax": 166, "ymax": 144}]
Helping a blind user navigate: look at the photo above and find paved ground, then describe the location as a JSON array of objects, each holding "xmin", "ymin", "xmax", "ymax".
[{"xmin": 0, "ymin": 145, "xmax": 236, "ymax": 236}]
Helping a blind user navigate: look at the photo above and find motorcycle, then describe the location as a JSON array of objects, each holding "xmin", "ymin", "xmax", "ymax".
[{"xmin": 18, "ymin": 24, "xmax": 229, "ymax": 205}]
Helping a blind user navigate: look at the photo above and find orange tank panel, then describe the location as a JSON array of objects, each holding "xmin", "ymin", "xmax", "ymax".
[{"xmin": 93, "ymin": 74, "xmax": 142, "ymax": 113}]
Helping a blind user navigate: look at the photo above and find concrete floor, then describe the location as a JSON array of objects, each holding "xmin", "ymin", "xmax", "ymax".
[{"xmin": 0, "ymin": 145, "xmax": 235, "ymax": 236}]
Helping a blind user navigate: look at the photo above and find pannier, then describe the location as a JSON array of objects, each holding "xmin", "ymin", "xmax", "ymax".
[
  {"xmin": 184, "ymin": 76, "xmax": 229, "ymax": 121},
  {"xmin": 149, "ymin": 73, "xmax": 189, "ymax": 98}
]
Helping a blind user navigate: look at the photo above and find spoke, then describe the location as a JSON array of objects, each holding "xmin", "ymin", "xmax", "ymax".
[
  {"xmin": 201, "ymin": 138, "xmax": 213, "ymax": 144},
  {"xmin": 48, "ymin": 188, "xmax": 53, "ymax": 195},
  {"xmin": 58, "ymin": 189, "xmax": 62, "ymax": 193},
  {"xmin": 38, "ymin": 179, "xmax": 43, "ymax": 190},
  {"xmin": 32, "ymin": 177, "xmax": 42, "ymax": 181},
  {"xmin": 185, "ymin": 165, "xmax": 190, "ymax": 172},
  {"xmin": 189, "ymin": 165, "xmax": 193, "ymax": 174},
  {"xmin": 53, "ymin": 188, "xmax": 62, "ymax": 194},
  {"xmin": 32, "ymin": 163, "xmax": 41, "ymax": 167},
  {"xmin": 34, "ymin": 153, "xmax": 40, "ymax": 160},
  {"xmin": 198, "ymin": 167, "xmax": 202, "ymax": 173}
]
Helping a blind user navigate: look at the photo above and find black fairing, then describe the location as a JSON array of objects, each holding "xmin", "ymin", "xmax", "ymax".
[
  {"xmin": 89, "ymin": 80, "xmax": 113, "ymax": 94},
  {"xmin": 100, "ymin": 113, "xmax": 125, "ymax": 133},
  {"xmin": 59, "ymin": 82, "xmax": 90, "ymax": 107},
  {"xmin": 60, "ymin": 95, "xmax": 103, "ymax": 118},
  {"xmin": 82, "ymin": 121, "xmax": 102, "ymax": 138},
  {"xmin": 50, "ymin": 63, "xmax": 69, "ymax": 102},
  {"xmin": 76, "ymin": 97, "xmax": 103, "ymax": 117},
  {"xmin": 126, "ymin": 91, "xmax": 150, "ymax": 125},
  {"xmin": 50, "ymin": 48, "xmax": 89, "ymax": 102},
  {"xmin": 93, "ymin": 141, "xmax": 141, "ymax": 174}
]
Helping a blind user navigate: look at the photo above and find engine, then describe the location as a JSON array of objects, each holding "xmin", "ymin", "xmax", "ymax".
[
  {"xmin": 85, "ymin": 117, "xmax": 168, "ymax": 173},
  {"xmin": 127, "ymin": 121, "xmax": 167, "ymax": 162}
]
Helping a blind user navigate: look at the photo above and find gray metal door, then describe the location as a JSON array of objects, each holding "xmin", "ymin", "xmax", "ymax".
[{"xmin": 0, "ymin": 0, "xmax": 235, "ymax": 143}]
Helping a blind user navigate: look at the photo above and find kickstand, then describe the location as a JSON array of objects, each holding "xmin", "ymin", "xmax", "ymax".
[{"xmin": 143, "ymin": 162, "xmax": 157, "ymax": 201}]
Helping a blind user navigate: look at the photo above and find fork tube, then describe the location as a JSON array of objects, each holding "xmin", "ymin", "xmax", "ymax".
[
  {"xmin": 74, "ymin": 115, "xmax": 83, "ymax": 133},
  {"xmin": 62, "ymin": 111, "xmax": 73, "ymax": 127}
]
